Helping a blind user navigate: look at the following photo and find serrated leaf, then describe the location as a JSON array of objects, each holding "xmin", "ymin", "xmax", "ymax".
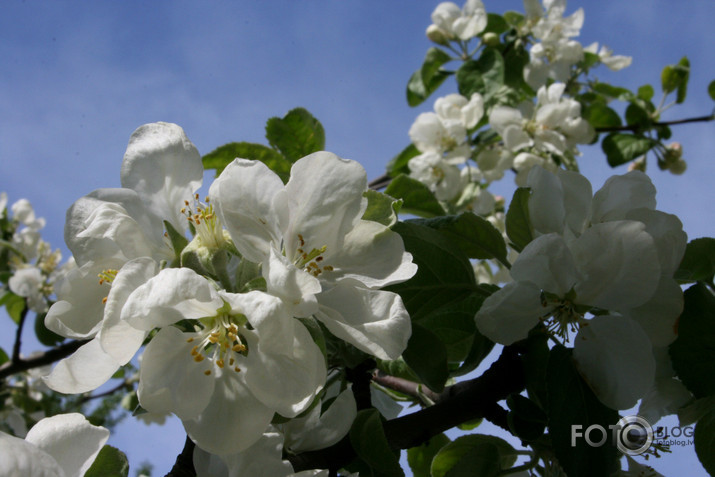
[
  {"xmin": 402, "ymin": 322, "xmax": 450, "ymax": 392},
  {"xmin": 265, "ymin": 108, "xmax": 325, "ymax": 163},
  {"xmin": 669, "ymin": 283, "xmax": 715, "ymax": 398},
  {"xmin": 547, "ymin": 345, "xmax": 620, "ymax": 477},
  {"xmin": 695, "ymin": 407, "xmax": 715, "ymax": 475},
  {"xmin": 624, "ymin": 103, "xmax": 652, "ymax": 127},
  {"xmin": 349, "ymin": 409, "xmax": 404, "ymax": 477},
  {"xmin": 411, "ymin": 212, "xmax": 508, "ymax": 266},
  {"xmin": 505, "ymin": 187, "xmax": 532, "ymax": 252},
  {"xmin": 85, "ymin": 445, "xmax": 129, "ymax": 477},
  {"xmin": 407, "ymin": 433, "xmax": 451, "ymax": 477},
  {"xmin": 386, "ymin": 144, "xmax": 421, "ymax": 178},
  {"xmin": 674, "ymin": 237, "xmax": 715, "ymax": 283},
  {"xmin": 363, "ymin": 190, "xmax": 402, "ymax": 227},
  {"xmin": 203, "ymin": 141, "xmax": 291, "ymax": 180},
  {"xmin": 384, "ymin": 174, "xmax": 446, "ymax": 218},
  {"xmin": 431, "ymin": 435, "xmax": 516, "ymax": 477},
  {"xmin": 407, "ymin": 48, "xmax": 453, "ymax": 107},
  {"xmin": 601, "ymin": 133, "xmax": 656, "ymax": 167}
]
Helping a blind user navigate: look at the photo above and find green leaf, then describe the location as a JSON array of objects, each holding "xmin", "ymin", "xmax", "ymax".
[
  {"xmin": 386, "ymin": 144, "xmax": 421, "ymax": 178},
  {"xmin": 85, "ymin": 445, "xmax": 129, "ymax": 477},
  {"xmin": 456, "ymin": 49, "xmax": 505, "ymax": 103},
  {"xmin": 674, "ymin": 237, "xmax": 715, "ymax": 283},
  {"xmin": 0, "ymin": 347, "xmax": 8, "ymax": 365},
  {"xmin": 591, "ymin": 83, "xmax": 634, "ymax": 102},
  {"xmin": 624, "ymin": 103, "xmax": 652, "ymax": 127},
  {"xmin": 402, "ymin": 322, "xmax": 450, "ymax": 392},
  {"xmin": 695, "ymin": 407, "xmax": 715, "ymax": 475},
  {"xmin": 503, "ymin": 11, "xmax": 524, "ymax": 27},
  {"xmin": 362, "ymin": 190, "xmax": 402, "ymax": 227},
  {"xmin": 483, "ymin": 13, "xmax": 508, "ymax": 35},
  {"xmin": 506, "ymin": 394, "xmax": 547, "ymax": 441},
  {"xmin": 661, "ymin": 57, "xmax": 690, "ymax": 103},
  {"xmin": 384, "ymin": 174, "xmax": 446, "ymax": 218},
  {"xmin": 203, "ymin": 141, "xmax": 291, "ymax": 181},
  {"xmin": 637, "ymin": 84, "xmax": 654, "ymax": 101},
  {"xmin": 505, "ymin": 187, "xmax": 532, "ymax": 252},
  {"xmin": 412, "ymin": 212, "xmax": 508, "ymax": 265},
  {"xmin": 582, "ymin": 102, "xmax": 622, "ymax": 129},
  {"xmin": 708, "ymin": 80, "xmax": 715, "ymax": 101},
  {"xmin": 521, "ymin": 329, "xmax": 550, "ymax": 410},
  {"xmin": 35, "ymin": 312, "xmax": 64, "ymax": 347},
  {"xmin": 407, "ymin": 434, "xmax": 451, "ymax": 477},
  {"xmin": 407, "ymin": 47, "xmax": 453, "ymax": 107},
  {"xmin": 349, "ymin": 409, "xmax": 404, "ymax": 477},
  {"xmin": 678, "ymin": 395, "xmax": 715, "ymax": 426},
  {"xmin": 265, "ymin": 107, "xmax": 326, "ymax": 162},
  {"xmin": 431, "ymin": 435, "xmax": 517, "ymax": 477},
  {"xmin": 601, "ymin": 133, "xmax": 656, "ymax": 167},
  {"xmin": 163, "ymin": 220, "xmax": 189, "ymax": 261},
  {"xmin": 669, "ymin": 283, "xmax": 715, "ymax": 398},
  {"xmin": 0, "ymin": 291, "xmax": 26, "ymax": 324},
  {"xmin": 547, "ymin": 345, "xmax": 620, "ymax": 477}
]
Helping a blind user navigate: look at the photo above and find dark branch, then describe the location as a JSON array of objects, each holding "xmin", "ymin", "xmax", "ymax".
[
  {"xmin": 11, "ymin": 304, "xmax": 29, "ymax": 363},
  {"xmin": 165, "ymin": 435, "xmax": 196, "ymax": 477},
  {"xmin": 368, "ymin": 174, "xmax": 392, "ymax": 191},
  {"xmin": 0, "ymin": 339, "xmax": 87, "ymax": 380},
  {"xmin": 289, "ymin": 345, "xmax": 525, "ymax": 472},
  {"xmin": 594, "ymin": 114, "xmax": 714, "ymax": 133}
]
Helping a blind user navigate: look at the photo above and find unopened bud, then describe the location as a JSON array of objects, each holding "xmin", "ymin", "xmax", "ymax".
[
  {"xmin": 426, "ymin": 24, "xmax": 450, "ymax": 45},
  {"xmin": 668, "ymin": 158, "xmax": 687, "ymax": 175},
  {"xmin": 663, "ymin": 142, "xmax": 683, "ymax": 164},
  {"xmin": 628, "ymin": 157, "xmax": 647, "ymax": 172},
  {"xmin": 482, "ymin": 32, "xmax": 500, "ymax": 47}
]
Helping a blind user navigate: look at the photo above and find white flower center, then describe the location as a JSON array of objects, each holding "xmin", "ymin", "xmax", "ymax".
[
  {"xmin": 188, "ymin": 311, "xmax": 248, "ymax": 376},
  {"xmin": 293, "ymin": 234, "xmax": 334, "ymax": 278},
  {"xmin": 181, "ymin": 194, "xmax": 226, "ymax": 250}
]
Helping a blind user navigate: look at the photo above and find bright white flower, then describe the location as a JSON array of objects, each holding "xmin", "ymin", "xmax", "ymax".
[
  {"xmin": 430, "ymin": 0, "xmax": 487, "ymax": 41},
  {"xmin": 44, "ymin": 122, "xmax": 203, "ymax": 394},
  {"xmin": 0, "ymin": 413, "xmax": 109, "ymax": 477},
  {"xmin": 9, "ymin": 266, "xmax": 48, "ymax": 313},
  {"xmin": 210, "ymin": 152, "xmax": 416, "ymax": 361},
  {"xmin": 489, "ymin": 83, "xmax": 594, "ymax": 165},
  {"xmin": 638, "ymin": 347, "xmax": 693, "ymax": 425},
  {"xmin": 121, "ymin": 267, "xmax": 326, "ymax": 455},
  {"xmin": 409, "ymin": 151, "xmax": 462, "ymax": 201},
  {"xmin": 584, "ymin": 42, "xmax": 632, "ymax": 71},
  {"xmin": 434, "ymin": 93, "xmax": 485, "ymax": 130},
  {"xmin": 474, "ymin": 147, "xmax": 514, "ymax": 182}
]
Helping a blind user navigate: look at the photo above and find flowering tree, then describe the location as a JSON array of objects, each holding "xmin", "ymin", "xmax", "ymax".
[{"xmin": 1, "ymin": 1, "xmax": 714, "ymax": 476}]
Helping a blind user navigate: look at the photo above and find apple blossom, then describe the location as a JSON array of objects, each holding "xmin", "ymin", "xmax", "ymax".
[
  {"xmin": 209, "ymin": 151, "xmax": 416, "ymax": 361},
  {"xmin": 0, "ymin": 413, "xmax": 109, "ymax": 477},
  {"xmin": 429, "ymin": 0, "xmax": 487, "ymax": 42},
  {"xmin": 584, "ymin": 42, "xmax": 633, "ymax": 71}
]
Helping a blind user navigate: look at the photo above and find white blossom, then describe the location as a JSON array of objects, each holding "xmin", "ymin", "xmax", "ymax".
[{"xmin": 429, "ymin": 0, "xmax": 487, "ymax": 42}]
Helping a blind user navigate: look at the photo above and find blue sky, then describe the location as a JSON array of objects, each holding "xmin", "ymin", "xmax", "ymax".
[{"xmin": 1, "ymin": 0, "xmax": 713, "ymax": 475}]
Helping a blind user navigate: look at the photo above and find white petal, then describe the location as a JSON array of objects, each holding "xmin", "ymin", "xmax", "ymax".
[
  {"xmin": 263, "ymin": 247, "xmax": 320, "ymax": 319},
  {"xmin": 216, "ymin": 432, "xmax": 294, "ymax": 477},
  {"xmin": 44, "ymin": 339, "xmax": 119, "ymax": 394},
  {"xmin": 573, "ymin": 316, "xmax": 655, "ymax": 410},
  {"xmin": 639, "ymin": 377, "xmax": 693, "ymax": 425},
  {"xmin": 0, "ymin": 432, "xmax": 64, "ymax": 477},
  {"xmin": 244, "ymin": 323, "xmax": 326, "ymax": 417},
  {"xmin": 474, "ymin": 281, "xmax": 547, "ymax": 345},
  {"xmin": 209, "ymin": 159, "xmax": 284, "ymax": 263},
  {"xmin": 120, "ymin": 122, "xmax": 203, "ymax": 232},
  {"xmin": 511, "ymin": 234, "xmax": 579, "ymax": 296},
  {"xmin": 316, "ymin": 281, "xmax": 411, "ymax": 360},
  {"xmin": 25, "ymin": 413, "xmax": 109, "ymax": 477},
  {"xmin": 99, "ymin": 257, "xmax": 159, "ymax": 364},
  {"xmin": 183, "ymin": 371, "xmax": 274, "ymax": 455},
  {"xmin": 625, "ymin": 208, "xmax": 687, "ymax": 276},
  {"xmin": 624, "ymin": 276, "xmax": 682, "ymax": 346},
  {"xmin": 284, "ymin": 387, "xmax": 357, "ymax": 452},
  {"xmin": 282, "ymin": 152, "xmax": 367, "ymax": 260},
  {"xmin": 326, "ymin": 220, "xmax": 417, "ymax": 288},
  {"xmin": 571, "ymin": 221, "xmax": 660, "ymax": 310},
  {"xmin": 591, "ymin": 171, "xmax": 656, "ymax": 223},
  {"xmin": 137, "ymin": 327, "xmax": 214, "ymax": 420},
  {"xmin": 123, "ymin": 268, "xmax": 223, "ymax": 330}
]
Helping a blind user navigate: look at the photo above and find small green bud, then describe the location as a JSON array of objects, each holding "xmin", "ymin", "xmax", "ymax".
[
  {"xmin": 426, "ymin": 25, "xmax": 450, "ymax": 45},
  {"xmin": 483, "ymin": 32, "xmax": 500, "ymax": 47}
]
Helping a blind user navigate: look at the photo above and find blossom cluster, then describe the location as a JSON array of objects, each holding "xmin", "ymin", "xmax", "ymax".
[{"xmin": 40, "ymin": 122, "xmax": 416, "ymax": 469}]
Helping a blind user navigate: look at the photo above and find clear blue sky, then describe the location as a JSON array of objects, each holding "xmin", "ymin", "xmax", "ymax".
[{"xmin": 1, "ymin": 1, "xmax": 713, "ymax": 475}]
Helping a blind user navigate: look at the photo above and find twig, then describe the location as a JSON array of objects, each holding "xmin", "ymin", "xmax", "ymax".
[
  {"xmin": 368, "ymin": 173, "xmax": 392, "ymax": 191},
  {"xmin": 594, "ymin": 114, "xmax": 714, "ymax": 133},
  {"xmin": 0, "ymin": 339, "xmax": 87, "ymax": 380},
  {"xmin": 11, "ymin": 304, "xmax": 29, "ymax": 363}
]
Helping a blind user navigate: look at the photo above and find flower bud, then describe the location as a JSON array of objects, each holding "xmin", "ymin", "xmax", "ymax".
[
  {"xmin": 628, "ymin": 157, "xmax": 646, "ymax": 172},
  {"xmin": 482, "ymin": 32, "xmax": 500, "ymax": 47},
  {"xmin": 668, "ymin": 158, "xmax": 687, "ymax": 175},
  {"xmin": 426, "ymin": 24, "xmax": 450, "ymax": 45}
]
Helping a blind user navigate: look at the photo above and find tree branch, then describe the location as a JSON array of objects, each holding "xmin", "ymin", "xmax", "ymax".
[
  {"xmin": 0, "ymin": 339, "xmax": 87, "ymax": 380},
  {"xmin": 368, "ymin": 173, "xmax": 391, "ymax": 191},
  {"xmin": 165, "ymin": 435, "xmax": 196, "ymax": 477},
  {"xmin": 289, "ymin": 345, "xmax": 525, "ymax": 472},
  {"xmin": 594, "ymin": 114, "xmax": 714, "ymax": 133},
  {"xmin": 11, "ymin": 304, "xmax": 29, "ymax": 363}
]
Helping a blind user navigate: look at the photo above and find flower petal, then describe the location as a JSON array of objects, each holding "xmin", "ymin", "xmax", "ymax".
[
  {"xmin": 511, "ymin": 234, "xmax": 579, "ymax": 296},
  {"xmin": 573, "ymin": 315, "xmax": 655, "ymax": 410},
  {"xmin": 316, "ymin": 281, "xmax": 411, "ymax": 360},
  {"xmin": 591, "ymin": 171, "xmax": 656, "ymax": 223},
  {"xmin": 474, "ymin": 281, "xmax": 546, "ymax": 345},
  {"xmin": 209, "ymin": 159, "xmax": 284, "ymax": 263},
  {"xmin": 120, "ymin": 122, "xmax": 203, "ymax": 232},
  {"xmin": 263, "ymin": 247, "xmax": 320, "ymax": 319},
  {"xmin": 137, "ymin": 327, "xmax": 214, "ymax": 420},
  {"xmin": 25, "ymin": 413, "xmax": 109, "ymax": 477},
  {"xmin": 0, "ymin": 432, "xmax": 64, "ymax": 477},
  {"xmin": 44, "ymin": 339, "xmax": 119, "ymax": 394}
]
